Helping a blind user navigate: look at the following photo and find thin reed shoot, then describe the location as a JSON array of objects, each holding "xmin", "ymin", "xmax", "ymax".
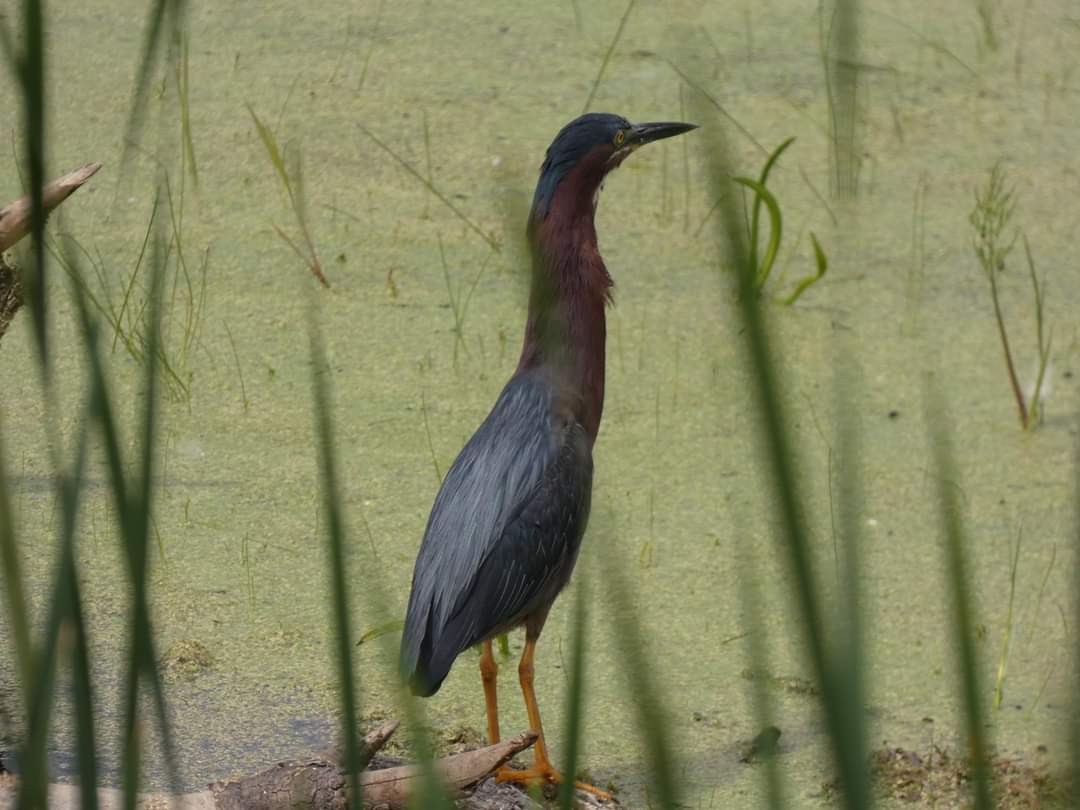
[
  {"xmin": 248, "ymin": 104, "xmax": 329, "ymax": 287},
  {"xmin": 970, "ymin": 164, "xmax": 1051, "ymax": 430},
  {"xmin": 993, "ymin": 524, "xmax": 1022, "ymax": 710}
]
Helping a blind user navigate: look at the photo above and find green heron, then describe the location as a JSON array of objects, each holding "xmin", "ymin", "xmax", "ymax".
[{"xmin": 400, "ymin": 113, "xmax": 697, "ymax": 795}]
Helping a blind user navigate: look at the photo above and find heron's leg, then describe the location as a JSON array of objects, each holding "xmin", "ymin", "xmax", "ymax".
[
  {"xmin": 479, "ymin": 639, "xmax": 501, "ymax": 745},
  {"xmin": 495, "ymin": 635, "xmax": 612, "ymax": 801}
]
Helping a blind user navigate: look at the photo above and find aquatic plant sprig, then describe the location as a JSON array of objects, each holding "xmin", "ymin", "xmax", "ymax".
[
  {"xmin": 248, "ymin": 104, "xmax": 329, "ymax": 287},
  {"xmin": 1021, "ymin": 235, "xmax": 1052, "ymax": 426},
  {"xmin": 969, "ymin": 163, "xmax": 1051, "ymax": 430},
  {"xmin": 732, "ymin": 137, "xmax": 828, "ymax": 304}
]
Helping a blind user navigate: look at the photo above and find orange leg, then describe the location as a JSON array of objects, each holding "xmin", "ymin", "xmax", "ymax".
[
  {"xmin": 496, "ymin": 636, "xmax": 612, "ymax": 801},
  {"xmin": 479, "ymin": 640, "xmax": 501, "ymax": 745}
]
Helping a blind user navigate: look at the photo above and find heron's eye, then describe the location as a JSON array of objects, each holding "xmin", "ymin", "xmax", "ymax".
[{"xmin": 613, "ymin": 130, "xmax": 626, "ymax": 147}]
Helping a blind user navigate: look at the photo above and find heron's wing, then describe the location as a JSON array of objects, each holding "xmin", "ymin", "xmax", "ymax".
[
  {"xmin": 439, "ymin": 413, "xmax": 591, "ymax": 642},
  {"xmin": 400, "ymin": 369, "xmax": 590, "ymax": 694}
]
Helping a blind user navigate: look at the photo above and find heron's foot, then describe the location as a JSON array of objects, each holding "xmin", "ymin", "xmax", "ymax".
[{"xmin": 496, "ymin": 762, "xmax": 613, "ymax": 801}]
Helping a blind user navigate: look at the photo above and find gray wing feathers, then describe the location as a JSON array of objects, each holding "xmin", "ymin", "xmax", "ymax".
[{"xmin": 400, "ymin": 371, "xmax": 562, "ymax": 687}]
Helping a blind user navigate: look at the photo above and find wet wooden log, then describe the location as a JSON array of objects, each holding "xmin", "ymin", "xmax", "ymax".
[{"xmin": 0, "ymin": 725, "xmax": 588, "ymax": 810}]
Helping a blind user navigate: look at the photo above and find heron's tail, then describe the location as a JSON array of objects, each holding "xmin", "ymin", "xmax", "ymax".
[{"xmin": 400, "ymin": 603, "xmax": 459, "ymax": 697}]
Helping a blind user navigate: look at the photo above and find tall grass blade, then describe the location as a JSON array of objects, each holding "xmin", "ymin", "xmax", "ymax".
[
  {"xmin": 308, "ymin": 312, "xmax": 363, "ymax": 810},
  {"xmin": 556, "ymin": 578, "xmax": 589, "ymax": 810},
  {"xmin": 604, "ymin": 562, "xmax": 680, "ymax": 808},
  {"xmin": 581, "ymin": 0, "xmax": 635, "ymax": 113},
  {"xmin": 696, "ymin": 102, "xmax": 871, "ymax": 808},
  {"xmin": 18, "ymin": 418, "xmax": 90, "ymax": 810},
  {"xmin": 177, "ymin": 34, "xmax": 198, "ymax": 185},
  {"xmin": 831, "ymin": 359, "xmax": 871, "ymax": 806},
  {"xmin": 1070, "ymin": 434, "xmax": 1080, "ymax": 800},
  {"xmin": 924, "ymin": 386, "xmax": 993, "ymax": 809},
  {"xmin": 731, "ymin": 177, "xmax": 782, "ymax": 291},
  {"xmin": 121, "ymin": 0, "xmax": 187, "ymax": 171},
  {"xmin": 16, "ymin": 0, "xmax": 49, "ymax": 372},
  {"xmin": 662, "ymin": 58, "xmax": 767, "ymax": 156},
  {"xmin": 745, "ymin": 137, "xmax": 795, "ymax": 276},
  {"xmin": 0, "ymin": 425, "xmax": 33, "ymax": 703},
  {"xmin": 821, "ymin": 0, "xmax": 862, "ymax": 197},
  {"xmin": 66, "ymin": 234, "xmax": 181, "ymax": 808},
  {"xmin": 359, "ymin": 124, "xmax": 500, "ymax": 253},
  {"xmin": 67, "ymin": 567, "xmax": 100, "ymax": 810},
  {"xmin": 736, "ymin": 549, "xmax": 785, "ymax": 808},
  {"xmin": 781, "ymin": 233, "xmax": 828, "ymax": 306}
]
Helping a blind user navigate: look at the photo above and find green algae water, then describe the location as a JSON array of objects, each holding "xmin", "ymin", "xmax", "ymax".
[{"xmin": 2, "ymin": 0, "xmax": 1079, "ymax": 805}]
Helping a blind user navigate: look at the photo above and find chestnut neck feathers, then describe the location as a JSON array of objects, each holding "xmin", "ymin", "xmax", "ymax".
[{"xmin": 518, "ymin": 145, "xmax": 613, "ymax": 444}]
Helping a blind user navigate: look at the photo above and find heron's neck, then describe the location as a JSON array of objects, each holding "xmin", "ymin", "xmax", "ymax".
[{"xmin": 518, "ymin": 207, "xmax": 611, "ymax": 444}]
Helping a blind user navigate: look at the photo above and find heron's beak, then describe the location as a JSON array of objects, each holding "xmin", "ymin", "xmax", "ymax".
[{"xmin": 630, "ymin": 121, "xmax": 699, "ymax": 146}]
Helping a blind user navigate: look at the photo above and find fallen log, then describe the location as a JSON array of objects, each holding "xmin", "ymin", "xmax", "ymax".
[{"xmin": 0, "ymin": 724, "xmax": 597, "ymax": 810}]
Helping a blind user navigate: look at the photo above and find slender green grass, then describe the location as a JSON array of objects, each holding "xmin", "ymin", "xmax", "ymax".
[
  {"xmin": 743, "ymin": 138, "xmax": 794, "ymax": 280},
  {"xmin": 0, "ymin": 426, "xmax": 33, "ymax": 705},
  {"xmin": 308, "ymin": 313, "xmax": 363, "ymax": 810},
  {"xmin": 355, "ymin": 0, "xmax": 385, "ymax": 94},
  {"xmin": 697, "ymin": 97, "xmax": 872, "ymax": 809},
  {"xmin": 1072, "ymin": 436, "xmax": 1080, "ymax": 801},
  {"xmin": 993, "ymin": 524, "xmax": 1022, "ymax": 710},
  {"xmin": 119, "ymin": 0, "xmax": 189, "ymax": 174},
  {"xmin": 603, "ymin": 560, "xmax": 681, "ymax": 808},
  {"xmin": 556, "ymin": 578, "xmax": 588, "ymax": 810},
  {"xmin": 177, "ymin": 34, "xmax": 197, "ymax": 186},
  {"xmin": 16, "ymin": 0, "xmax": 50, "ymax": 372},
  {"xmin": 780, "ymin": 233, "xmax": 828, "ymax": 306},
  {"xmin": 830, "ymin": 359, "xmax": 870, "ymax": 806},
  {"xmin": 248, "ymin": 104, "xmax": 329, "ymax": 287},
  {"xmin": 924, "ymin": 387, "xmax": 993, "ymax": 809},
  {"xmin": 797, "ymin": 165, "xmax": 838, "ymax": 226},
  {"xmin": 974, "ymin": 0, "xmax": 998, "ymax": 52},
  {"xmin": 419, "ymin": 389, "xmax": 443, "ymax": 483},
  {"xmin": 819, "ymin": 0, "xmax": 862, "ymax": 198},
  {"xmin": 905, "ymin": 172, "xmax": 927, "ymax": 335},
  {"xmin": 741, "ymin": 136, "xmax": 794, "ymax": 285},
  {"xmin": 662, "ymin": 57, "xmax": 767, "ymax": 156},
  {"xmin": 868, "ymin": 8, "xmax": 978, "ymax": 80},
  {"xmin": 679, "ymin": 84, "xmax": 691, "ymax": 233},
  {"xmin": 23, "ymin": 424, "xmax": 97, "ymax": 810},
  {"xmin": 1021, "ymin": 235, "xmax": 1052, "ymax": 426},
  {"xmin": 73, "ymin": 239, "xmax": 182, "ymax": 810},
  {"xmin": 223, "ymin": 320, "xmax": 250, "ymax": 412},
  {"xmin": 421, "ymin": 110, "xmax": 433, "ymax": 221},
  {"xmin": 735, "ymin": 545, "xmax": 786, "ymax": 809},
  {"xmin": 49, "ymin": 198, "xmax": 200, "ymax": 402},
  {"xmin": 437, "ymin": 235, "xmax": 489, "ymax": 367},
  {"xmin": 581, "ymin": 0, "xmax": 635, "ymax": 113},
  {"xmin": 113, "ymin": 193, "xmax": 160, "ymax": 352},
  {"xmin": 359, "ymin": 124, "xmax": 500, "ymax": 253},
  {"xmin": 730, "ymin": 139, "xmax": 828, "ymax": 305},
  {"xmin": 3, "ymin": 9, "xmax": 190, "ymax": 806}
]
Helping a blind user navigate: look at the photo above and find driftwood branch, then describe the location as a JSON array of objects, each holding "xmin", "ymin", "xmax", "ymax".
[
  {"xmin": 0, "ymin": 162, "xmax": 102, "ymax": 342},
  {"xmin": 0, "ymin": 162, "xmax": 101, "ymax": 253},
  {"xmin": 358, "ymin": 730, "xmax": 537, "ymax": 807},
  {"xmin": 0, "ymin": 724, "xmax": 572, "ymax": 810}
]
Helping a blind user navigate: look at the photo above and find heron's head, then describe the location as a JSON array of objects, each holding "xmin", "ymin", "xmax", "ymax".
[{"xmin": 530, "ymin": 113, "xmax": 697, "ymax": 221}]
